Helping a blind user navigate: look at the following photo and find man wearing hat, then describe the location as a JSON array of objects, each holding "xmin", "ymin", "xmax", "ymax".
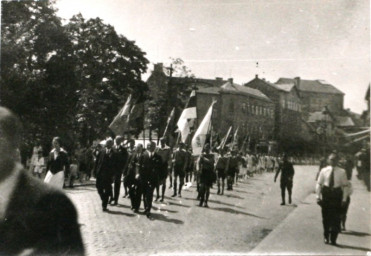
[
  {"xmin": 316, "ymin": 152, "xmax": 349, "ymax": 245},
  {"xmin": 171, "ymin": 142, "xmax": 188, "ymax": 197},
  {"xmin": 155, "ymin": 137, "xmax": 172, "ymax": 202}
]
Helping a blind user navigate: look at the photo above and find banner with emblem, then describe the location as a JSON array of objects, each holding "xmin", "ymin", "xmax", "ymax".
[
  {"xmin": 177, "ymin": 90, "xmax": 197, "ymax": 142},
  {"xmin": 191, "ymin": 101, "xmax": 216, "ymax": 156},
  {"xmin": 109, "ymin": 94, "xmax": 132, "ymax": 135}
]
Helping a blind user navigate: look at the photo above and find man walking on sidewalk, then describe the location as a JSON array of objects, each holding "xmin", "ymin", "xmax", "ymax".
[
  {"xmin": 274, "ymin": 154, "xmax": 295, "ymax": 205},
  {"xmin": 316, "ymin": 152, "xmax": 349, "ymax": 245}
]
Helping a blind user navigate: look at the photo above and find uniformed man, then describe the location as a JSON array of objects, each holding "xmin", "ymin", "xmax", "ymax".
[
  {"xmin": 274, "ymin": 153, "xmax": 295, "ymax": 205},
  {"xmin": 316, "ymin": 153, "xmax": 349, "ymax": 245},
  {"xmin": 109, "ymin": 136, "xmax": 128, "ymax": 205},
  {"xmin": 140, "ymin": 142, "xmax": 162, "ymax": 218},
  {"xmin": 227, "ymin": 148, "xmax": 239, "ymax": 191},
  {"xmin": 171, "ymin": 142, "xmax": 188, "ymax": 197},
  {"xmin": 215, "ymin": 148, "xmax": 229, "ymax": 195},
  {"xmin": 198, "ymin": 144, "xmax": 215, "ymax": 207},
  {"xmin": 155, "ymin": 138, "xmax": 172, "ymax": 202}
]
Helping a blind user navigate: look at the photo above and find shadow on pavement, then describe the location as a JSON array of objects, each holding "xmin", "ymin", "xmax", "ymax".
[
  {"xmin": 223, "ymin": 194, "xmax": 245, "ymax": 199},
  {"xmin": 150, "ymin": 212, "xmax": 184, "ymax": 224},
  {"xmin": 207, "ymin": 207, "xmax": 266, "ymax": 219},
  {"xmin": 185, "ymin": 197, "xmax": 245, "ymax": 209},
  {"xmin": 168, "ymin": 201, "xmax": 191, "ymax": 208},
  {"xmin": 152, "ymin": 205, "xmax": 178, "ymax": 213},
  {"xmin": 232, "ymin": 189, "xmax": 252, "ymax": 194},
  {"xmin": 341, "ymin": 231, "xmax": 371, "ymax": 237},
  {"xmin": 336, "ymin": 244, "xmax": 371, "ymax": 252},
  {"xmin": 116, "ymin": 203, "xmax": 132, "ymax": 209},
  {"xmin": 106, "ymin": 210, "xmax": 136, "ymax": 217}
]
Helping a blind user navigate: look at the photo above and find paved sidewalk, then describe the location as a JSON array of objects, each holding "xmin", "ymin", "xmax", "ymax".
[{"xmin": 249, "ymin": 173, "xmax": 371, "ymax": 255}]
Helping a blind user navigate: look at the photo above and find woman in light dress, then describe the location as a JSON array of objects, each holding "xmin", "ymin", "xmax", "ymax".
[{"xmin": 44, "ymin": 137, "xmax": 70, "ymax": 189}]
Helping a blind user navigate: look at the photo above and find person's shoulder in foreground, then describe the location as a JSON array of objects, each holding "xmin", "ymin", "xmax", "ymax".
[{"xmin": 0, "ymin": 106, "xmax": 84, "ymax": 256}]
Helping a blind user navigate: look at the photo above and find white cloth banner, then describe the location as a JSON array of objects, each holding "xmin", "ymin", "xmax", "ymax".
[{"xmin": 191, "ymin": 101, "xmax": 215, "ymax": 156}]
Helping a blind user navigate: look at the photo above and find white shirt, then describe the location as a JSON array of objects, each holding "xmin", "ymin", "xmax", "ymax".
[
  {"xmin": 316, "ymin": 165, "xmax": 348, "ymax": 201},
  {"xmin": 0, "ymin": 163, "xmax": 22, "ymax": 219}
]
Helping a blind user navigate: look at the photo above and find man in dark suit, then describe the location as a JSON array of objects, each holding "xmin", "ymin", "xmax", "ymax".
[
  {"xmin": 94, "ymin": 138, "xmax": 116, "ymax": 211},
  {"xmin": 139, "ymin": 141, "xmax": 162, "ymax": 218},
  {"xmin": 274, "ymin": 153, "xmax": 295, "ymax": 205},
  {"xmin": 0, "ymin": 107, "xmax": 84, "ymax": 256},
  {"xmin": 109, "ymin": 136, "xmax": 128, "ymax": 205},
  {"xmin": 171, "ymin": 142, "xmax": 188, "ymax": 197}
]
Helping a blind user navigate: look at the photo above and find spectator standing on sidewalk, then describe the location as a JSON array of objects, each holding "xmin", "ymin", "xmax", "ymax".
[
  {"xmin": 44, "ymin": 137, "xmax": 70, "ymax": 189},
  {"xmin": 316, "ymin": 152, "xmax": 349, "ymax": 245},
  {"xmin": 274, "ymin": 154, "xmax": 295, "ymax": 205}
]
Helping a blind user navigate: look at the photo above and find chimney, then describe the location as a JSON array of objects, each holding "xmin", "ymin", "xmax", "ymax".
[
  {"xmin": 294, "ymin": 77, "xmax": 301, "ymax": 89},
  {"xmin": 255, "ymin": 74, "xmax": 258, "ymax": 79},
  {"xmin": 215, "ymin": 77, "xmax": 223, "ymax": 81},
  {"xmin": 228, "ymin": 78, "xmax": 233, "ymax": 84},
  {"xmin": 154, "ymin": 63, "xmax": 164, "ymax": 73}
]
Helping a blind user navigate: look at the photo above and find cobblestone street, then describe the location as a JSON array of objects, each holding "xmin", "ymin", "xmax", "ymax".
[{"xmin": 65, "ymin": 166, "xmax": 317, "ymax": 255}]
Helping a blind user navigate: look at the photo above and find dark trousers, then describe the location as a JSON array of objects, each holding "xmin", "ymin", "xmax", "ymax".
[
  {"xmin": 129, "ymin": 180, "xmax": 142, "ymax": 211},
  {"xmin": 96, "ymin": 179, "xmax": 112, "ymax": 209},
  {"xmin": 217, "ymin": 170, "xmax": 226, "ymax": 194},
  {"xmin": 199, "ymin": 183, "xmax": 210, "ymax": 206},
  {"xmin": 142, "ymin": 181, "xmax": 155, "ymax": 214},
  {"xmin": 280, "ymin": 180, "xmax": 293, "ymax": 203},
  {"xmin": 321, "ymin": 187, "xmax": 343, "ymax": 242},
  {"xmin": 341, "ymin": 197, "xmax": 351, "ymax": 229},
  {"xmin": 227, "ymin": 173, "xmax": 235, "ymax": 190},
  {"xmin": 123, "ymin": 174, "xmax": 130, "ymax": 196},
  {"xmin": 111, "ymin": 172, "xmax": 122, "ymax": 202}
]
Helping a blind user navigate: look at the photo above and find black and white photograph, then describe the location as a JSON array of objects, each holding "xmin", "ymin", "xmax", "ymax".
[{"xmin": 0, "ymin": 0, "xmax": 370, "ymax": 255}]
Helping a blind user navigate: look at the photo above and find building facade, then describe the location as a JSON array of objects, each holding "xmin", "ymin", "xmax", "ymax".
[
  {"xmin": 197, "ymin": 79, "xmax": 275, "ymax": 152},
  {"xmin": 244, "ymin": 76, "xmax": 303, "ymax": 152},
  {"xmin": 276, "ymin": 77, "xmax": 344, "ymax": 114}
]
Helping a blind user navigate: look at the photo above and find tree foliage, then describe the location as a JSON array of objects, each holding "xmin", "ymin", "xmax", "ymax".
[{"xmin": 1, "ymin": 1, "xmax": 149, "ymax": 158}]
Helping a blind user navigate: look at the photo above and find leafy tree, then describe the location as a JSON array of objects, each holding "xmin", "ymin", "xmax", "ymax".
[
  {"xmin": 1, "ymin": 0, "xmax": 76, "ymax": 157},
  {"xmin": 1, "ymin": 2, "xmax": 149, "ymax": 160}
]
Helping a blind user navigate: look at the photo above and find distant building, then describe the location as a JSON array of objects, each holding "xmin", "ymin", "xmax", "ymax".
[
  {"xmin": 276, "ymin": 77, "xmax": 344, "ymax": 114},
  {"xmin": 361, "ymin": 85, "xmax": 370, "ymax": 127},
  {"xmin": 244, "ymin": 75, "xmax": 303, "ymax": 152},
  {"xmin": 197, "ymin": 78, "xmax": 274, "ymax": 152}
]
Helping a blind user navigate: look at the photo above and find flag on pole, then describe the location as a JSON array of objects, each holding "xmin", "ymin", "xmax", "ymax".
[
  {"xmin": 233, "ymin": 126, "xmax": 239, "ymax": 147},
  {"xmin": 218, "ymin": 126, "xmax": 232, "ymax": 150},
  {"xmin": 177, "ymin": 90, "xmax": 197, "ymax": 142},
  {"xmin": 109, "ymin": 94, "xmax": 132, "ymax": 135},
  {"xmin": 162, "ymin": 107, "xmax": 175, "ymax": 138},
  {"xmin": 191, "ymin": 101, "xmax": 216, "ymax": 156},
  {"xmin": 128, "ymin": 93, "xmax": 145, "ymax": 133}
]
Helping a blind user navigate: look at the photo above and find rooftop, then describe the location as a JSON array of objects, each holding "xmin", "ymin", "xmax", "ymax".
[
  {"xmin": 198, "ymin": 80, "xmax": 271, "ymax": 102},
  {"xmin": 276, "ymin": 78, "xmax": 344, "ymax": 95}
]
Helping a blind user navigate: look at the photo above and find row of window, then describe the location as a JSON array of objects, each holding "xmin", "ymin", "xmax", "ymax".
[
  {"xmin": 280, "ymin": 99, "xmax": 301, "ymax": 112},
  {"xmin": 240, "ymin": 103, "xmax": 274, "ymax": 117}
]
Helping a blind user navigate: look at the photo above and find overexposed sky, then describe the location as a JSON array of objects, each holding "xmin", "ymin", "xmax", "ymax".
[{"xmin": 56, "ymin": 0, "xmax": 370, "ymax": 114}]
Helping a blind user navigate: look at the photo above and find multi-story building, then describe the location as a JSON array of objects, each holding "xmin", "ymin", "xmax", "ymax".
[
  {"xmin": 244, "ymin": 75, "xmax": 303, "ymax": 152},
  {"xmin": 197, "ymin": 78, "xmax": 274, "ymax": 152},
  {"xmin": 275, "ymin": 77, "xmax": 344, "ymax": 114}
]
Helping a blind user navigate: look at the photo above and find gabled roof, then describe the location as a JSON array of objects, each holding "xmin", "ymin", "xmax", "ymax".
[
  {"xmin": 274, "ymin": 83, "xmax": 295, "ymax": 92},
  {"xmin": 220, "ymin": 81, "xmax": 271, "ymax": 101},
  {"xmin": 307, "ymin": 111, "xmax": 355, "ymax": 127},
  {"xmin": 198, "ymin": 81, "xmax": 271, "ymax": 102},
  {"xmin": 276, "ymin": 78, "xmax": 344, "ymax": 95},
  {"xmin": 307, "ymin": 111, "xmax": 335, "ymax": 123}
]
